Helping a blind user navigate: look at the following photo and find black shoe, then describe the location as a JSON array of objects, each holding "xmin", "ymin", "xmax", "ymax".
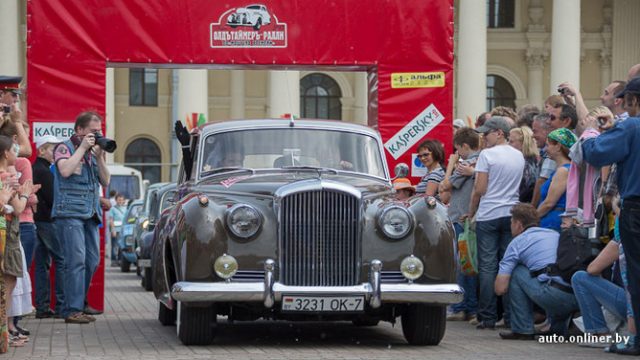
[
  {"xmin": 615, "ymin": 344, "xmax": 640, "ymax": 356},
  {"xmin": 499, "ymin": 331, "xmax": 535, "ymax": 340},
  {"xmin": 14, "ymin": 325, "xmax": 29, "ymax": 336},
  {"xmin": 83, "ymin": 306, "xmax": 103, "ymax": 315},
  {"xmin": 35, "ymin": 309, "xmax": 56, "ymax": 319},
  {"xmin": 476, "ymin": 321, "xmax": 496, "ymax": 330}
]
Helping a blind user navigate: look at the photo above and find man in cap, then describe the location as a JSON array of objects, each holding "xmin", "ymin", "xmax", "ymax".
[
  {"xmin": 466, "ymin": 116, "xmax": 524, "ymax": 330},
  {"xmin": 32, "ymin": 135, "xmax": 66, "ymax": 319},
  {"xmin": 0, "ymin": 76, "xmax": 31, "ymax": 158},
  {"xmin": 581, "ymin": 76, "xmax": 640, "ymax": 355}
]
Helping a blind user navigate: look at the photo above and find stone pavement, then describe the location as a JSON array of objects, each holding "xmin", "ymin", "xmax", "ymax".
[{"xmin": 9, "ymin": 265, "xmax": 622, "ymax": 359}]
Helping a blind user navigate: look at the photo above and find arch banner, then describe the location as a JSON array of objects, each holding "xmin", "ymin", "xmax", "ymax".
[{"xmin": 28, "ymin": 0, "xmax": 454, "ymax": 308}]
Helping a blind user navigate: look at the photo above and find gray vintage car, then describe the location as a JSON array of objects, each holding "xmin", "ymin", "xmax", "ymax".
[{"xmin": 152, "ymin": 119, "xmax": 462, "ymax": 345}]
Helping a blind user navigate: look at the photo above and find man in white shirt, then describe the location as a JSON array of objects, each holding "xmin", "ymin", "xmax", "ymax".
[{"xmin": 467, "ymin": 116, "xmax": 524, "ymax": 329}]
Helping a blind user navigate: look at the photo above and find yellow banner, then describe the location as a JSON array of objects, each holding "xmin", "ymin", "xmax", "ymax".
[{"xmin": 391, "ymin": 72, "xmax": 445, "ymax": 89}]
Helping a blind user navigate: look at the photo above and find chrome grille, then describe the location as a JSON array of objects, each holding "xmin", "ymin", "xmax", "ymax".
[{"xmin": 279, "ymin": 190, "xmax": 359, "ymax": 286}]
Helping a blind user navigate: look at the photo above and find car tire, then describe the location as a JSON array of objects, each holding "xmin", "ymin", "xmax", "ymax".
[
  {"xmin": 177, "ymin": 302, "xmax": 217, "ymax": 345},
  {"xmin": 143, "ymin": 267, "xmax": 153, "ymax": 291},
  {"xmin": 158, "ymin": 302, "xmax": 176, "ymax": 326},
  {"xmin": 120, "ymin": 258, "xmax": 131, "ymax": 273},
  {"xmin": 253, "ymin": 18, "xmax": 261, "ymax": 30},
  {"xmin": 352, "ymin": 318, "xmax": 380, "ymax": 327},
  {"xmin": 401, "ymin": 304, "xmax": 446, "ymax": 345}
]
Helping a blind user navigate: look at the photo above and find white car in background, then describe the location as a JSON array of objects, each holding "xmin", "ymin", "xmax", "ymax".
[{"xmin": 227, "ymin": 4, "xmax": 271, "ymax": 30}]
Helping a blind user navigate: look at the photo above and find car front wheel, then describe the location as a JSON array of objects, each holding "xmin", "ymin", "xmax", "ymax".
[
  {"xmin": 401, "ymin": 304, "xmax": 446, "ymax": 345},
  {"xmin": 158, "ymin": 302, "xmax": 176, "ymax": 326},
  {"xmin": 120, "ymin": 257, "xmax": 131, "ymax": 273},
  {"xmin": 253, "ymin": 18, "xmax": 262, "ymax": 30},
  {"xmin": 177, "ymin": 302, "xmax": 217, "ymax": 345}
]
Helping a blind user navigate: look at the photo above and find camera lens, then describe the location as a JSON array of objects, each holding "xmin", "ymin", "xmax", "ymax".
[{"xmin": 94, "ymin": 134, "xmax": 117, "ymax": 153}]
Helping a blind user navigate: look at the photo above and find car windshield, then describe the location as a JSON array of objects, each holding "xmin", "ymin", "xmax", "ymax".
[
  {"xmin": 199, "ymin": 128, "xmax": 386, "ymax": 178},
  {"xmin": 127, "ymin": 205, "xmax": 142, "ymax": 223},
  {"xmin": 247, "ymin": 5, "xmax": 261, "ymax": 10}
]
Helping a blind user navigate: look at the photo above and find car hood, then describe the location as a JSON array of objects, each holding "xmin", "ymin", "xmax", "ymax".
[{"xmin": 193, "ymin": 171, "xmax": 391, "ymax": 199}]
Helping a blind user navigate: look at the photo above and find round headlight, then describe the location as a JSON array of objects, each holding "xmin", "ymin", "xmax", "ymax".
[
  {"xmin": 400, "ymin": 255, "xmax": 424, "ymax": 280},
  {"xmin": 141, "ymin": 219, "xmax": 149, "ymax": 231},
  {"xmin": 214, "ymin": 254, "xmax": 238, "ymax": 279},
  {"xmin": 377, "ymin": 205, "xmax": 413, "ymax": 240},
  {"xmin": 225, "ymin": 204, "xmax": 262, "ymax": 239}
]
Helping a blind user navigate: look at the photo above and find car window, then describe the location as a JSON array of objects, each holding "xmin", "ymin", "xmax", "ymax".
[
  {"xmin": 247, "ymin": 5, "xmax": 261, "ymax": 10},
  {"xmin": 127, "ymin": 204, "xmax": 142, "ymax": 223},
  {"xmin": 160, "ymin": 190, "xmax": 177, "ymax": 211},
  {"xmin": 200, "ymin": 128, "xmax": 385, "ymax": 178}
]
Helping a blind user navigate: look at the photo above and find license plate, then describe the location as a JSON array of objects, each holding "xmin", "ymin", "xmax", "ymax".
[
  {"xmin": 281, "ymin": 295, "xmax": 364, "ymax": 312},
  {"xmin": 123, "ymin": 226, "xmax": 133, "ymax": 236}
]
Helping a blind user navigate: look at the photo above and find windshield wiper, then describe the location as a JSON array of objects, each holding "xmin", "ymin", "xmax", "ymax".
[
  {"xmin": 281, "ymin": 165, "xmax": 339, "ymax": 175},
  {"xmin": 201, "ymin": 167, "xmax": 255, "ymax": 177}
]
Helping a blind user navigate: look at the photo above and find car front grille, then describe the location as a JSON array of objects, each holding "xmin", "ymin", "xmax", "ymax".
[{"xmin": 279, "ymin": 189, "xmax": 360, "ymax": 286}]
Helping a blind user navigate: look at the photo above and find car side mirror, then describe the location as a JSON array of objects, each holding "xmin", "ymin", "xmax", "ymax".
[{"xmin": 393, "ymin": 163, "xmax": 409, "ymax": 179}]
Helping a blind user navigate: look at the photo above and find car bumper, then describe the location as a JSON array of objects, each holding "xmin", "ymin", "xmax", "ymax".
[{"xmin": 171, "ymin": 259, "xmax": 463, "ymax": 307}]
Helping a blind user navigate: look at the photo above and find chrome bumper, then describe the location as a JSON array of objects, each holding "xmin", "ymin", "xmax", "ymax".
[{"xmin": 171, "ymin": 259, "xmax": 463, "ymax": 307}]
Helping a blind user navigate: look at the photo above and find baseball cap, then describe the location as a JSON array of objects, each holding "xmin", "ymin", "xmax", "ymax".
[
  {"xmin": 35, "ymin": 135, "xmax": 63, "ymax": 149},
  {"xmin": 0, "ymin": 76, "xmax": 22, "ymax": 94},
  {"xmin": 453, "ymin": 118, "xmax": 467, "ymax": 129},
  {"xmin": 474, "ymin": 116, "xmax": 512, "ymax": 135},
  {"xmin": 616, "ymin": 76, "xmax": 640, "ymax": 98},
  {"xmin": 393, "ymin": 178, "xmax": 415, "ymax": 193}
]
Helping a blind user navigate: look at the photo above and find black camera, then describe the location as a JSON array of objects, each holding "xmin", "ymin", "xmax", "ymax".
[
  {"xmin": 2, "ymin": 106, "xmax": 10, "ymax": 114},
  {"xmin": 94, "ymin": 134, "xmax": 117, "ymax": 153},
  {"xmin": 557, "ymin": 87, "xmax": 566, "ymax": 95}
]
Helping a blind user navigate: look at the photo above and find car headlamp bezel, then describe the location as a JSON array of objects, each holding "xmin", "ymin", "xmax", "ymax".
[
  {"xmin": 377, "ymin": 205, "xmax": 413, "ymax": 240},
  {"xmin": 225, "ymin": 203, "xmax": 263, "ymax": 239}
]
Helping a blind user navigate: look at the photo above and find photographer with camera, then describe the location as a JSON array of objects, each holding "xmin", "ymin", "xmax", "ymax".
[{"xmin": 52, "ymin": 111, "xmax": 111, "ymax": 324}]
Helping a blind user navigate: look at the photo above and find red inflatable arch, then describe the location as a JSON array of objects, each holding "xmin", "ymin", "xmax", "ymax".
[{"xmin": 27, "ymin": 0, "xmax": 454, "ymax": 310}]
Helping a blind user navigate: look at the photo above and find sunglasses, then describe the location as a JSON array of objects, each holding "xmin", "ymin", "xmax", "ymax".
[{"xmin": 418, "ymin": 152, "xmax": 432, "ymax": 159}]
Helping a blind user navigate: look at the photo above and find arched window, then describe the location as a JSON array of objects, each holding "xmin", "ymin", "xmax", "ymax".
[
  {"xmin": 125, "ymin": 138, "xmax": 161, "ymax": 184},
  {"xmin": 300, "ymin": 73, "xmax": 342, "ymax": 120},
  {"xmin": 486, "ymin": 75, "xmax": 516, "ymax": 111}
]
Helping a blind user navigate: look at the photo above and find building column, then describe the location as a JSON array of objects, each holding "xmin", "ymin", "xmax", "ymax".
[
  {"xmin": 230, "ymin": 70, "xmax": 245, "ymax": 119},
  {"xmin": 0, "ymin": 0, "xmax": 21, "ymax": 76},
  {"xmin": 353, "ymin": 72, "xmax": 368, "ymax": 125},
  {"xmin": 611, "ymin": 0, "xmax": 640, "ymax": 80},
  {"xmin": 549, "ymin": 0, "xmax": 581, "ymax": 93},
  {"xmin": 267, "ymin": 71, "xmax": 299, "ymax": 118},
  {"xmin": 177, "ymin": 69, "xmax": 209, "ymax": 122},
  {"xmin": 456, "ymin": 0, "xmax": 487, "ymax": 119},
  {"xmin": 526, "ymin": 54, "xmax": 545, "ymax": 108},
  {"xmin": 105, "ymin": 68, "xmax": 115, "ymax": 164}
]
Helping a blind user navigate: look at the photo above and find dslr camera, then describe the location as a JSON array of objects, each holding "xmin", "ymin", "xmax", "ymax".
[{"xmin": 94, "ymin": 134, "xmax": 117, "ymax": 153}]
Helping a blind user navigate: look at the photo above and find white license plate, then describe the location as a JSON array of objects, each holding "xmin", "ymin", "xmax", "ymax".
[{"xmin": 281, "ymin": 295, "xmax": 365, "ymax": 312}]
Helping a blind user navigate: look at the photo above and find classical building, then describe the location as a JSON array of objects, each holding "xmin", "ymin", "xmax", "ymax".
[{"xmin": 2, "ymin": 0, "xmax": 639, "ymax": 183}]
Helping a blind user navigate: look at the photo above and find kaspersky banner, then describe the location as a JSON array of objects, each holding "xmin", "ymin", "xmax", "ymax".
[{"xmin": 28, "ymin": 0, "xmax": 454, "ymax": 177}]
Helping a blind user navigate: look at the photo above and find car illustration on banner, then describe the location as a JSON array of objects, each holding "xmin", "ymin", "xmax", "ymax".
[{"xmin": 227, "ymin": 4, "xmax": 271, "ymax": 30}]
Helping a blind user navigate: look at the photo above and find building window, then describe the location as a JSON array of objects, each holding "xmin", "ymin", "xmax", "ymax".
[
  {"xmin": 487, "ymin": 0, "xmax": 515, "ymax": 28},
  {"xmin": 486, "ymin": 75, "xmax": 516, "ymax": 110},
  {"xmin": 129, "ymin": 68, "xmax": 158, "ymax": 106},
  {"xmin": 300, "ymin": 73, "xmax": 342, "ymax": 120},
  {"xmin": 125, "ymin": 138, "xmax": 161, "ymax": 184}
]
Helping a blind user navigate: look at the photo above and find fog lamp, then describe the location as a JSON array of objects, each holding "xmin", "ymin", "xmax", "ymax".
[
  {"xmin": 400, "ymin": 255, "xmax": 424, "ymax": 281},
  {"xmin": 214, "ymin": 254, "xmax": 238, "ymax": 279}
]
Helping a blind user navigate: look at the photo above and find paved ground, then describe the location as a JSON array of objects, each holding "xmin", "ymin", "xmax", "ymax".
[{"xmin": 10, "ymin": 264, "xmax": 622, "ymax": 359}]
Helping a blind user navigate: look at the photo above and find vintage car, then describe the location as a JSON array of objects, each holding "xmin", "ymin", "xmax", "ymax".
[
  {"xmin": 152, "ymin": 119, "xmax": 462, "ymax": 346},
  {"xmin": 117, "ymin": 199, "xmax": 144, "ymax": 272},
  {"xmin": 131, "ymin": 182, "xmax": 170, "ymax": 274},
  {"xmin": 137, "ymin": 182, "xmax": 177, "ymax": 291},
  {"xmin": 226, "ymin": 4, "xmax": 271, "ymax": 30}
]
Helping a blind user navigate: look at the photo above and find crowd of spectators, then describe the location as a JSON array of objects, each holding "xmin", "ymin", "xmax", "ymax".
[{"xmin": 406, "ymin": 63, "xmax": 640, "ymax": 355}]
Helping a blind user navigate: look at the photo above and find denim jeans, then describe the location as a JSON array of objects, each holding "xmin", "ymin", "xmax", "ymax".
[
  {"xmin": 451, "ymin": 222, "xmax": 478, "ymax": 315},
  {"xmin": 571, "ymin": 270, "xmax": 627, "ymax": 333},
  {"xmin": 56, "ymin": 217, "xmax": 100, "ymax": 317},
  {"xmin": 620, "ymin": 198, "xmax": 640, "ymax": 345},
  {"xmin": 509, "ymin": 265, "xmax": 579, "ymax": 335},
  {"xmin": 19, "ymin": 222, "xmax": 37, "ymax": 269},
  {"xmin": 34, "ymin": 221, "xmax": 66, "ymax": 314},
  {"xmin": 476, "ymin": 216, "xmax": 512, "ymax": 325}
]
